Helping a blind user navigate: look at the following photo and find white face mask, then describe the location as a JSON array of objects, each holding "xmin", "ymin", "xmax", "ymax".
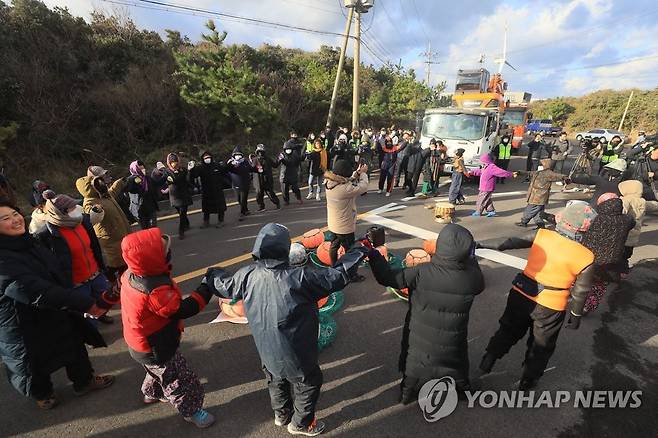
[
  {"xmin": 537, "ymin": 165, "xmax": 544, "ymax": 171},
  {"xmin": 233, "ymin": 154, "xmax": 243, "ymax": 161},
  {"xmin": 68, "ymin": 205, "xmax": 83, "ymax": 221},
  {"xmin": 203, "ymin": 157, "xmax": 212, "ymax": 164},
  {"xmin": 285, "ymin": 149, "xmax": 292, "ymax": 154}
]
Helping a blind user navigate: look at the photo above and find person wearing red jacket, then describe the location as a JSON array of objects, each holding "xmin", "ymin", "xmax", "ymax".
[{"xmin": 120, "ymin": 228, "xmax": 215, "ymax": 428}]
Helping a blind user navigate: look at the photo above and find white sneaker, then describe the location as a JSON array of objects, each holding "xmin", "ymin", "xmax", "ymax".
[
  {"xmin": 316, "ymin": 193, "xmax": 321, "ymax": 201},
  {"xmin": 385, "ymin": 192, "xmax": 391, "ymax": 197},
  {"xmin": 306, "ymin": 193, "xmax": 314, "ymax": 200},
  {"xmin": 377, "ymin": 190, "xmax": 382, "ymax": 194}
]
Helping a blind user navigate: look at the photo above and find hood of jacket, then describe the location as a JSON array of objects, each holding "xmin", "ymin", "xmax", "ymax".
[
  {"xmin": 619, "ymin": 180, "xmax": 643, "ymax": 198},
  {"xmin": 539, "ymin": 158, "xmax": 553, "ymax": 169},
  {"xmin": 435, "ymin": 223, "xmax": 475, "ymax": 262},
  {"xmin": 76, "ymin": 176, "xmax": 100, "ymax": 200},
  {"xmin": 122, "ymin": 227, "xmax": 170, "ymax": 277},
  {"xmin": 480, "ymin": 153, "xmax": 494, "ymax": 165},
  {"xmin": 252, "ymin": 223, "xmax": 291, "ymax": 266},
  {"xmin": 129, "ymin": 160, "xmax": 146, "ymax": 177},
  {"xmin": 596, "ymin": 197, "xmax": 624, "ymax": 216},
  {"xmin": 323, "ymin": 170, "xmax": 351, "ymax": 189}
]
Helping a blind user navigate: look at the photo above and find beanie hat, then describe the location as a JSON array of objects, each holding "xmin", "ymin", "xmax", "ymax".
[
  {"xmin": 333, "ymin": 160, "xmax": 353, "ymax": 178},
  {"xmin": 232, "ymin": 146, "xmax": 243, "ymax": 155},
  {"xmin": 604, "ymin": 158, "xmax": 627, "ymax": 173},
  {"xmin": 429, "ymin": 138, "xmax": 437, "ymax": 145},
  {"xmin": 338, "ymin": 134, "xmax": 348, "ymax": 142},
  {"xmin": 596, "ymin": 192, "xmax": 619, "ymax": 205},
  {"xmin": 288, "ymin": 242, "xmax": 308, "ymax": 267},
  {"xmin": 166, "ymin": 153, "xmax": 179, "ymax": 166},
  {"xmin": 31, "ymin": 180, "xmax": 50, "ymax": 207},
  {"xmin": 42, "ymin": 190, "xmax": 79, "ymax": 213},
  {"xmin": 456, "ymin": 148, "xmax": 465, "ymax": 156},
  {"xmin": 87, "ymin": 166, "xmax": 108, "ymax": 179},
  {"xmin": 199, "ymin": 150, "xmax": 212, "ymax": 159},
  {"xmin": 555, "ymin": 203, "xmax": 597, "ymax": 241}
]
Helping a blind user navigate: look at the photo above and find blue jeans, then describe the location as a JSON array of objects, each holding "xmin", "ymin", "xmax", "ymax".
[
  {"xmin": 308, "ymin": 174, "xmax": 323, "ymax": 195},
  {"xmin": 74, "ymin": 273, "xmax": 110, "ymax": 306},
  {"xmin": 448, "ymin": 172, "xmax": 465, "ymax": 203}
]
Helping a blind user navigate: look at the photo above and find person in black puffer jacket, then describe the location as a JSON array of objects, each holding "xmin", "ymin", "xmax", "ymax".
[
  {"xmin": 164, "ymin": 153, "xmax": 193, "ymax": 239},
  {"xmin": 279, "ymin": 146, "xmax": 303, "ymax": 205},
  {"xmin": 404, "ymin": 139, "xmax": 425, "ymax": 196},
  {"xmin": 368, "ymin": 224, "xmax": 485, "ymax": 403},
  {"xmin": 228, "ymin": 147, "xmax": 254, "ymax": 220},
  {"xmin": 581, "ymin": 195, "xmax": 635, "ymax": 313},
  {"xmin": 251, "ymin": 144, "xmax": 281, "ymax": 211}
]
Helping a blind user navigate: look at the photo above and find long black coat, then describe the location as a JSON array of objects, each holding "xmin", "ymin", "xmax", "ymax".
[
  {"xmin": 252, "ymin": 154, "xmax": 279, "ymax": 191},
  {"xmin": 0, "ymin": 233, "xmax": 105, "ymax": 397},
  {"xmin": 190, "ymin": 161, "xmax": 227, "ymax": 214},
  {"xmin": 369, "ymin": 224, "xmax": 485, "ymax": 391},
  {"xmin": 405, "ymin": 142, "xmax": 425, "ymax": 174},
  {"xmin": 206, "ymin": 223, "xmax": 357, "ymax": 379},
  {"xmin": 33, "ymin": 215, "xmax": 105, "ymax": 288}
]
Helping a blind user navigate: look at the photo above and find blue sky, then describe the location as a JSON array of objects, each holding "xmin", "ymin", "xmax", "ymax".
[{"xmin": 42, "ymin": 0, "xmax": 658, "ymax": 99}]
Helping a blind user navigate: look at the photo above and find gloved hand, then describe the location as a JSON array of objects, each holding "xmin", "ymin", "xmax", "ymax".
[
  {"xmin": 195, "ymin": 282, "xmax": 212, "ymax": 303},
  {"xmin": 564, "ymin": 311, "xmax": 581, "ymax": 330},
  {"xmin": 335, "ymin": 246, "xmax": 369, "ymax": 277},
  {"xmin": 166, "ymin": 175, "xmax": 174, "ymax": 184}
]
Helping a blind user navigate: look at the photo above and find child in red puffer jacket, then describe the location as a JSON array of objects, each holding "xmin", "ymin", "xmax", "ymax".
[{"xmin": 120, "ymin": 227, "xmax": 215, "ymax": 428}]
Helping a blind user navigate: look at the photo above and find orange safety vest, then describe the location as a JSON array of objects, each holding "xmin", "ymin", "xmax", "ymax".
[{"xmin": 513, "ymin": 228, "xmax": 594, "ymax": 311}]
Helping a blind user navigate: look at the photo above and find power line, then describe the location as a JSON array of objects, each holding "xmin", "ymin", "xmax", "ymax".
[{"xmin": 411, "ymin": 0, "xmax": 430, "ymax": 41}]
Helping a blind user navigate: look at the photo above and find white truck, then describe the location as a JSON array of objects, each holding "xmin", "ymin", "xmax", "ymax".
[{"xmin": 419, "ymin": 107, "xmax": 501, "ymax": 172}]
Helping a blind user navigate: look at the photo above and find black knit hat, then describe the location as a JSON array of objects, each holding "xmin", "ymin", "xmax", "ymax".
[{"xmin": 333, "ymin": 160, "xmax": 353, "ymax": 178}]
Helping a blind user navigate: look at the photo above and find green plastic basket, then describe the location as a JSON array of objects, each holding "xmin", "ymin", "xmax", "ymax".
[
  {"xmin": 318, "ymin": 291, "xmax": 345, "ymax": 315},
  {"xmin": 318, "ymin": 313, "xmax": 337, "ymax": 351}
]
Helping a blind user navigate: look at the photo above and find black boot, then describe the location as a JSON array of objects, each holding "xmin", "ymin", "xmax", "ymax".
[
  {"xmin": 479, "ymin": 353, "xmax": 497, "ymax": 374},
  {"xmin": 518, "ymin": 377, "xmax": 539, "ymax": 391}
]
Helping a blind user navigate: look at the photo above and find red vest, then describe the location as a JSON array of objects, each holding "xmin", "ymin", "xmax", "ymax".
[{"xmin": 60, "ymin": 225, "xmax": 99, "ymax": 285}]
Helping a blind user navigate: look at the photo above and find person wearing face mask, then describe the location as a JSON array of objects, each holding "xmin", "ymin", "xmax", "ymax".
[
  {"xmin": 0, "ymin": 201, "xmax": 115, "ymax": 410},
  {"xmin": 279, "ymin": 145, "xmax": 303, "ymax": 205},
  {"xmin": 34, "ymin": 190, "xmax": 117, "ymax": 325},
  {"xmin": 189, "ymin": 151, "xmax": 228, "ymax": 228},
  {"xmin": 330, "ymin": 134, "xmax": 355, "ymax": 169},
  {"xmin": 120, "ymin": 228, "xmax": 215, "ymax": 428},
  {"xmin": 126, "ymin": 160, "xmax": 167, "ymax": 230},
  {"xmin": 76, "ymin": 166, "xmax": 133, "ymax": 290},
  {"xmin": 492, "ymin": 134, "xmax": 513, "ymax": 184},
  {"xmin": 251, "ymin": 144, "xmax": 281, "ymax": 211},
  {"xmin": 164, "ymin": 153, "xmax": 193, "ymax": 238},
  {"xmin": 228, "ymin": 147, "xmax": 253, "ymax": 220},
  {"xmin": 549, "ymin": 132, "xmax": 573, "ymax": 175}
]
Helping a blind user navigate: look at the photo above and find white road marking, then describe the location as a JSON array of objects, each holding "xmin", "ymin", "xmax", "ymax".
[
  {"xmin": 363, "ymin": 213, "xmax": 528, "ymax": 270},
  {"xmin": 381, "ymin": 325, "xmax": 404, "ymax": 334},
  {"xmin": 343, "ymin": 298, "xmax": 400, "ymax": 312}
]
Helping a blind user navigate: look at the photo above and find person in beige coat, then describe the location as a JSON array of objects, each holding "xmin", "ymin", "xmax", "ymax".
[
  {"xmin": 618, "ymin": 179, "xmax": 658, "ymax": 275},
  {"xmin": 76, "ymin": 166, "xmax": 132, "ymax": 286},
  {"xmin": 324, "ymin": 159, "xmax": 369, "ymax": 279}
]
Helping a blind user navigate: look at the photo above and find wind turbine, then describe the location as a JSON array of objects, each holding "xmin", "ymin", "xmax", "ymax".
[{"xmin": 494, "ymin": 24, "xmax": 517, "ymax": 73}]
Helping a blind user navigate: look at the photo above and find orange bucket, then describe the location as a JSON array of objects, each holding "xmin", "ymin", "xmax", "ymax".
[{"xmin": 301, "ymin": 228, "xmax": 324, "ymax": 249}]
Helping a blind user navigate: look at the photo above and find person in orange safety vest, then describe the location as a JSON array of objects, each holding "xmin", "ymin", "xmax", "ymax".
[{"xmin": 477, "ymin": 202, "xmax": 597, "ymax": 390}]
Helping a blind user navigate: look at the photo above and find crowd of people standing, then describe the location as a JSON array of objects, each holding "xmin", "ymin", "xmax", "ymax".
[{"xmin": 0, "ymin": 123, "xmax": 656, "ymax": 435}]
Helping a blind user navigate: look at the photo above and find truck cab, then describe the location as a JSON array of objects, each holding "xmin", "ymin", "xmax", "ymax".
[{"xmin": 420, "ymin": 107, "xmax": 500, "ymax": 172}]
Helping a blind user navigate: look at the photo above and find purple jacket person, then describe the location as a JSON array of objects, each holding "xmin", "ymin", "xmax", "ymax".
[{"xmin": 469, "ymin": 153, "xmax": 514, "ymax": 217}]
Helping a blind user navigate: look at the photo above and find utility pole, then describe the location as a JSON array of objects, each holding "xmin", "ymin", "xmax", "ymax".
[
  {"xmin": 326, "ymin": 7, "xmax": 354, "ymax": 129},
  {"xmin": 352, "ymin": 11, "xmax": 361, "ymax": 131},
  {"xmin": 419, "ymin": 40, "xmax": 439, "ymax": 86},
  {"xmin": 619, "ymin": 90, "xmax": 634, "ymax": 131}
]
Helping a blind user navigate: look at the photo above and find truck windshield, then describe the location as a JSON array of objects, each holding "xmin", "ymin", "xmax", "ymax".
[
  {"xmin": 502, "ymin": 110, "xmax": 525, "ymax": 126},
  {"xmin": 422, "ymin": 113, "xmax": 486, "ymax": 141},
  {"xmin": 456, "ymin": 73, "xmax": 483, "ymax": 90}
]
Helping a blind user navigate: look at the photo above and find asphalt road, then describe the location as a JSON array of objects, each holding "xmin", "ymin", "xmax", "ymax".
[{"xmin": 2, "ymin": 155, "xmax": 657, "ymax": 437}]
